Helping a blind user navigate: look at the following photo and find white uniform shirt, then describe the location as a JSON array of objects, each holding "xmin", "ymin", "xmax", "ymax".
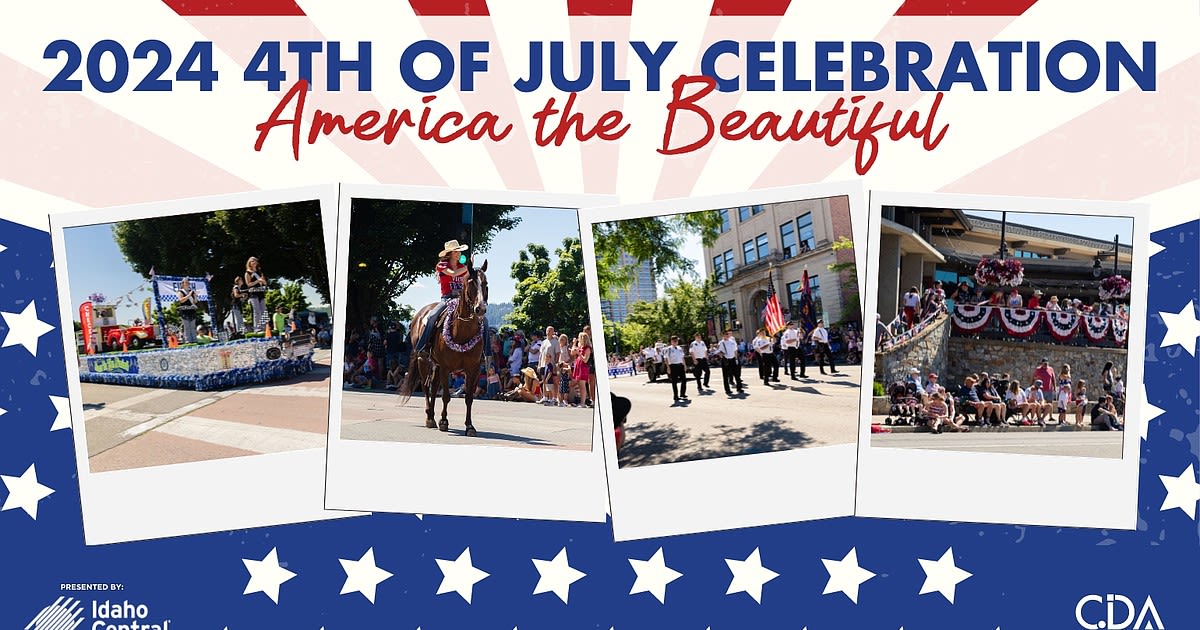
[
  {"xmin": 781, "ymin": 328, "xmax": 801, "ymax": 348},
  {"xmin": 643, "ymin": 346, "xmax": 658, "ymax": 362},
  {"xmin": 811, "ymin": 327, "xmax": 829, "ymax": 344},
  {"xmin": 751, "ymin": 336, "xmax": 773, "ymax": 354},
  {"xmin": 689, "ymin": 340, "xmax": 708, "ymax": 360},
  {"xmin": 664, "ymin": 345, "xmax": 685, "ymax": 365},
  {"xmin": 717, "ymin": 338, "xmax": 738, "ymax": 359}
]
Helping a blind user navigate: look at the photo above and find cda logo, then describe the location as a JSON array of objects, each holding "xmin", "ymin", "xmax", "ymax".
[
  {"xmin": 26, "ymin": 598, "xmax": 171, "ymax": 630},
  {"xmin": 1075, "ymin": 594, "xmax": 1164, "ymax": 630}
]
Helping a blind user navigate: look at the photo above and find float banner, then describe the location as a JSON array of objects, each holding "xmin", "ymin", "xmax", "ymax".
[
  {"xmin": 154, "ymin": 276, "xmax": 210, "ymax": 303},
  {"xmin": 87, "ymin": 355, "xmax": 139, "ymax": 374},
  {"xmin": 80, "ymin": 301, "xmax": 94, "ymax": 356}
]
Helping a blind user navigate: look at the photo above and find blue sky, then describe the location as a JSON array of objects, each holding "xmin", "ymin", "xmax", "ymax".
[
  {"xmin": 392, "ymin": 206, "xmax": 581, "ymax": 308},
  {"xmin": 62, "ymin": 222, "xmax": 323, "ymax": 323}
]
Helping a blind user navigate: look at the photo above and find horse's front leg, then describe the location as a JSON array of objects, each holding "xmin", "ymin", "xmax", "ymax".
[
  {"xmin": 424, "ymin": 361, "xmax": 438, "ymax": 428},
  {"xmin": 463, "ymin": 369, "xmax": 480, "ymax": 437},
  {"xmin": 438, "ymin": 369, "xmax": 451, "ymax": 432}
]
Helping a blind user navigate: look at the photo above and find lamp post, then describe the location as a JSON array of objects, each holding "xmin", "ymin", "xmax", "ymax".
[{"xmin": 998, "ymin": 211, "xmax": 1009, "ymax": 260}]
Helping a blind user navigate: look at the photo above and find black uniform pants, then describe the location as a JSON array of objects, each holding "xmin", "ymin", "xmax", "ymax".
[
  {"xmin": 668, "ymin": 363, "xmax": 688, "ymax": 399},
  {"xmin": 721, "ymin": 357, "xmax": 742, "ymax": 393},
  {"xmin": 692, "ymin": 360, "xmax": 710, "ymax": 388}
]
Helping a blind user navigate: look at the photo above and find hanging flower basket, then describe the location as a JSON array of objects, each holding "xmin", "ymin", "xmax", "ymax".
[
  {"xmin": 974, "ymin": 257, "xmax": 1024, "ymax": 287},
  {"xmin": 1098, "ymin": 274, "xmax": 1131, "ymax": 300}
]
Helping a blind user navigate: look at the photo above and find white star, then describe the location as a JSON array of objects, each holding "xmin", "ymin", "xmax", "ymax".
[
  {"xmin": 1139, "ymin": 390, "xmax": 1165, "ymax": 442},
  {"xmin": 0, "ymin": 407, "xmax": 6, "ymax": 418},
  {"xmin": 0, "ymin": 301, "xmax": 55, "ymax": 357},
  {"xmin": 339, "ymin": 547, "xmax": 393, "ymax": 603},
  {"xmin": 1158, "ymin": 464, "xmax": 1200, "ymax": 519},
  {"xmin": 532, "ymin": 547, "xmax": 586, "ymax": 604},
  {"xmin": 918, "ymin": 547, "xmax": 972, "ymax": 603},
  {"xmin": 628, "ymin": 547, "xmax": 682, "ymax": 604},
  {"xmin": 1, "ymin": 463, "xmax": 54, "ymax": 519},
  {"xmin": 49, "ymin": 395, "xmax": 70, "ymax": 432},
  {"xmin": 821, "ymin": 547, "xmax": 876, "ymax": 604},
  {"xmin": 435, "ymin": 547, "xmax": 489, "ymax": 603},
  {"xmin": 0, "ymin": 243, "xmax": 6, "ymax": 254},
  {"xmin": 725, "ymin": 547, "xmax": 779, "ymax": 604},
  {"xmin": 1159, "ymin": 300, "xmax": 1200, "ymax": 356},
  {"xmin": 242, "ymin": 547, "xmax": 296, "ymax": 604}
]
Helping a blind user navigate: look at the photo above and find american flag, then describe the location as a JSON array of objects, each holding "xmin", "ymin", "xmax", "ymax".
[{"xmin": 762, "ymin": 270, "xmax": 787, "ymax": 335}]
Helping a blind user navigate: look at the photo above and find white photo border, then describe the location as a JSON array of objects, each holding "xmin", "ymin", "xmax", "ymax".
[
  {"xmin": 324, "ymin": 184, "xmax": 611, "ymax": 522},
  {"xmin": 50, "ymin": 185, "xmax": 361, "ymax": 545},
  {"xmin": 854, "ymin": 190, "xmax": 1149, "ymax": 529},
  {"xmin": 579, "ymin": 181, "xmax": 868, "ymax": 541}
]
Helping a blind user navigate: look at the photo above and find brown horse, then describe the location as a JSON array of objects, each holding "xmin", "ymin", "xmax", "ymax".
[{"xmin": 400, "ymin": 261, "xmax": 488, "ymax": 436}]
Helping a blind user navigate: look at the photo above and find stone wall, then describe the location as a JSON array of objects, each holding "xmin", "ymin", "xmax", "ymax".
[
  {"xmin": 873, "ymin": 314, "xmax": 951, "ymax": 386},
  {"xmin": 945, "ymin": 338, "xmax": 1128, "ymax": 389}
]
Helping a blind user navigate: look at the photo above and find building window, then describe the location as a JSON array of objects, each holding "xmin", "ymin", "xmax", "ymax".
[
  {"xmin": 718, "ymin": 208, "xmax": 730, "ymax": 233},
  {"xmin": 723, "ymin": 250, "xmax": 735, "ymax": 280},
  {"xmin": 797, "ymin": 212, "xmax": 815, "ymax": 252},
  {"xmin": 1013, "ymin": 249, "xmax": 1046, "ymax": 259},
  {"xmin": 728, "ymin": 299, "xmax": 738, "ymax": 330},
  {"xmin": 780, "ymin": 222, "xmax": 797, "ymax": 258},
  {"xmin": 755, "ymin": 233, "xmax": 769, "ymax": 260},
  {"xmin": 712, "ymin": 254, "xmax": 725, "ymax": 284},
  {"xmin": 743, "ymin": 238, "xmax": 757, "ymax": 264},
  {"xmin": 738, "ymin": 206, "xmax": 752, "ymax": 222}
]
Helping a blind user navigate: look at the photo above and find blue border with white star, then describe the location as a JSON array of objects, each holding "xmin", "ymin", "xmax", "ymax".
[{"xmin": 1, "ymin": 218, "xmax": 1197, "ymax": 629}]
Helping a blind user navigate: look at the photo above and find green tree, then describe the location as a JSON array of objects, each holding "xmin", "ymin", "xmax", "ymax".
[
  {"xmin": 827, "ymin": 236, "xmax": 860, "ymax": 323},
  {"xmin": 265, "ymin": 281, "xmax": 310, "ymax": 313},
  {"xmin": 345, "ymin": 199, "xmax": 518, "ymax": 331},
  {"xmin": 591, "ymin": 210, "xmax": 723, "ymax": 297},
  {"xmin": 508, "ymin": 237, "xmax": 590, "ymax": 335},
  {"xmin": 624, "ymin": 278, "xmax": 720, "ymax": 346},
  {"xmin": 113, "ymin": 200, "xmax": 328, "ymax": 327}
]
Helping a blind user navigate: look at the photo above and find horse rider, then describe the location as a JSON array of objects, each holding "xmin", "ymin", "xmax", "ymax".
[{"xmin": 414, "ymin": 239, "xmax": 471, "ymax": 354}]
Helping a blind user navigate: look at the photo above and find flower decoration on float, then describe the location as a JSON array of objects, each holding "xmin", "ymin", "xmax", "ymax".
[
  {"xmin": 1098, "ymin": 274, "xmax": 1131, "ymax": 300},
  {"xmin": 974, "ymin": 257, "xmax": 1024, "ymax": 287}
]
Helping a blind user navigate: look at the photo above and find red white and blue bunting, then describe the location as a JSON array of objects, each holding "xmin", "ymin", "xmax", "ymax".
[
  {"xmin": 998, "ymin": 308, "xmax": 1042, "ymax": 338},
  {"xmin": 954, "ymin": 304, "xmax": 1127, "ymax": 346},
  {"xmin": 951, "ymin": 303, "xmax": 993, "ymax": 333},
  {"xmin": 1082, "ymin": 315, "xmax": 1110, "ymax": 343}
]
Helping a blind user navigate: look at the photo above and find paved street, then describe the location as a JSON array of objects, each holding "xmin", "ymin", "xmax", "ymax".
[
  {"xmin": 81, "ymin": 350, "xmax": 332, "ymax": 473},
  {"xmin": 872, "ymin": 430, "xmax": 1124, "ymax": 458},
  {"xmin": 612, "ymin": 363, "xmax": 862, "ymax": 467},
  {"xmin": 340, "ymin": 390, "xmax": 594, "ymax": 450}
]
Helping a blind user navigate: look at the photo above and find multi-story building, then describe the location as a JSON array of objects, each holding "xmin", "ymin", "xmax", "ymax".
[
  {"xmin": 601, "ymin": 251, "xmax": 657, "ymax": 323},
  {"xmin": 701, "ymin": 197, "xmax": 858, "ymax": 335},
  {"xmin": 876, "ymin": 206, "xmax": 1133, "ymax": 318}
]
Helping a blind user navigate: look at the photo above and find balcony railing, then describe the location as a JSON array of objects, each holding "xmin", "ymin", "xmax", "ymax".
[{"xmin": 948, "ymin": 304, "xmax": 1128, "ymax": 349}]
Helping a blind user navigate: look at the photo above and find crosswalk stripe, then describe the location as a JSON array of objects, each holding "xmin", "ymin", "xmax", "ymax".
[{"xmin": 152, "ymin": 415, "xmax": 326, "ymax": 454}]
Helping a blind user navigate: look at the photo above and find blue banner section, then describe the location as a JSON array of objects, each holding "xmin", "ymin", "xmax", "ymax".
[
  {"xmin": 86, "ymin": 355, "xmax": 139, "ymax": 374},
  {"xmin": 1, "ymin": 218, "xmax": 1197, "ymax": 629}
]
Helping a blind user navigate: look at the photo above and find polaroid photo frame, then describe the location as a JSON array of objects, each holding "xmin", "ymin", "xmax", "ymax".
[
  {"xmin": 50, "ymin": 185, "xmax": 360, "ymax": 545},
  {"xmin": 324, "ymin": 185, "xmax": 612, "ymax": 522},
  {"xmin": 855, "ymin": 191, "xmax": 1149, "ymax": 529},
  {"xmin": 580, "ymin": 182, "xmax": 868, "ymax": 541}
]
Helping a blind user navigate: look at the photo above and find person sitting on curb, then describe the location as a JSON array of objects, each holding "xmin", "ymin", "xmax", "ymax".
[
  {"xmin": 1091, "ymin": 394, "xmax": 1123, "ymax": 430},
  {"xmin": 923, "ymin": 391, "xmax": 968, "ymax": 434}
]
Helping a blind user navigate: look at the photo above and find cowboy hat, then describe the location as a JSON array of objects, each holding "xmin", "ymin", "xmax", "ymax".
[
  {"xmin": 439, "ymin": 239, "xmax": 470, "ymax": 257},
  {"xmin": 521, "ymin": 367, "xmax": 537, "ymax": 380}
]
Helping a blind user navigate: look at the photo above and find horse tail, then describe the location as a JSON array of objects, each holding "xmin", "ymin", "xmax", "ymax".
[{"xmin": 398, "ymin": 356, "xmax": 417, "ymax": 405}]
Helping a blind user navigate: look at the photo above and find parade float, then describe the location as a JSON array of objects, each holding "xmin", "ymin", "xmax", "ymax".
[{"xmin": 77, "ymin": 274, "xmax": 314, "ymax": 391}]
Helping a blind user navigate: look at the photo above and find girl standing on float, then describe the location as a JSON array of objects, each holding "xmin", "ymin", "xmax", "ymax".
[{"xmin": 245, "ymin": 257, "xmax": 268, "ymax": 332}]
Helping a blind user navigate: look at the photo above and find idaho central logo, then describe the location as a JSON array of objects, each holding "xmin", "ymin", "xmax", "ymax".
[
  {"xmin": 1076, "ymin": 594, "xmax": 1165, "ymax": 629},
  {"xmin": 25, "ymin": 597, "xmax": 85, "ymax": 630}
]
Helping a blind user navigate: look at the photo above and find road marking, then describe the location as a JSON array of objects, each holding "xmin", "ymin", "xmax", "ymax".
[
  {"xmin": 153, "ymin": 415, "xmax": 326, "ymax": 453},
  {"xmin": 117, "ymin": 392, "xmax": 235, "ymax": 439},
  {"xmin": 82, "ymin": 388, "xmax": 175, "ymax": 420}
]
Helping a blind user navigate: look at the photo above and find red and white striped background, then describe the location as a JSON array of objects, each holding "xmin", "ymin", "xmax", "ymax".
[{"xmin": 1, "ymin": 0, "xmax": 1197, "ymax": 231}]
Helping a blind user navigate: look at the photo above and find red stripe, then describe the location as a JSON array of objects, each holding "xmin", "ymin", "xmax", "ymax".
[
  {"xmin": 893, "ymin": 0, "xmax": 1038, "ymax": 16},
  {"xmin": 408, "ymin": 0, "xmax": 490, "ymax": 15},
  {"xmin": 710, "ymin": 0, "xmax": 791, "ymax": 16},
  {"xmin": 161, "ymin": 0, "xmax": 305, "ymax": 16},
  {"xmin": 567, "ymin": 0, "xmax": 633, "ymax": 16}
]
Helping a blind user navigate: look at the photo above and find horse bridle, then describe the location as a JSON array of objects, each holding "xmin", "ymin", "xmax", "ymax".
[{"xmin": 457, "ymin": 271, "xmax": 483, "ymax": 322}]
